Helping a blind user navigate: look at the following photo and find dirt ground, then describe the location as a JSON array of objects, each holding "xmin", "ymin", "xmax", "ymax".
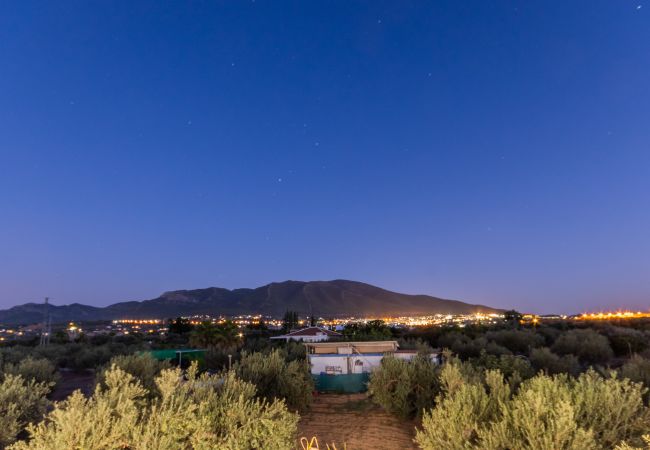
[
  {"xmin": 50, "ymin": 370, "xmax": 95, "ymax": 402},
  {"xmin": 49, "ymin": 373, "xmax": 417, "ymax": 449},
  {"xmin": 297, "ymin": 393, "xmax": 418, "ymax": 450}
]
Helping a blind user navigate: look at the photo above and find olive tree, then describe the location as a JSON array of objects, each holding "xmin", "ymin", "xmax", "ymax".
[
  {"xmin": 96, "ymin": 352, "xmax": 171, "ymax": 395},
  {"xmin": 368, "ymin": 354, "xmax": 440, "ymax": 419},
  {"xmin": 2, "ymin": 357, "xmax": 60, "ymax": 386},
  {"xmin": 12, "ymin": 364, "xmax": 298, "ymax": 450},
  {"xmin": 235, "ymin": 348, "xmax": 313, "ymax": 411},
  {"xmin": 415, "ymin": 362, "xmax": 649, "ymax": 450},
  {"xmin": 0, "ymin": 374, "xmax": 51, "ymax": 448}
]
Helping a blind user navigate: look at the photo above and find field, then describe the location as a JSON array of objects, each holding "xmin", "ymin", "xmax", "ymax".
[{"xmin": 297, "ymin": 393, "xmax": 417, "ymax": 450}]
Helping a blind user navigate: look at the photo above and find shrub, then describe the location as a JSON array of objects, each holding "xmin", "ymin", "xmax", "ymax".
[
  {"xmin": 11, "ymin": 364, "xmax": 298, "ymax": 450},
  {"xmin": 617, "ymin": 434, "xmax": 650, "ymax": 450},
  {"xmin": 397, "ymin": 338, "xmax": 434, "ymax": 353},
  {"xmin": 415, "ymin": 363, "xmax": 507, "ymax": 450},
  {"xmin": 471, "ymin": 352, "xmax": 535, "ymax": 381},
  {"xmin": 203, "ymin": 348, "xmax": 236, "ymax": 371},
  {"xmin": 620, "ymin": 355, "xmax": 650, "ymax": 393},
  {"xmin": 552, "ymin": 329, "xmax": 614, "ymax": 365},
  {"xmin": 604, "ymin": 327, "xmax": 649, "ymax": 357},
  {"xmin": 96, "ymin": 353, "xmax": 171, "ymax": 394},
  {"xmin": 343, "ymin": 320, "xmax": 393, "ymax": 340},
  {"xmin": 368, "ymin": 354, "xmax": 440, "ymax": 419},
  {"xmin": 71, "ymin": 345, "xmax": 115, "ymax": 370},
  {"xmin": 438, "ymin": 333, "xmax": 487, "ymax": 359},
  {"xmin": 485, "ymin": 329, "xmax": 545, "ymax": 354},
  {"xmin": 0, "ymin": 374, "xmax": 51, "ymax": 448},
  {"xmin": 536, "ymin": 325, "xmax": 562, "ymax": 346},
  {"xmin": 478, "ymin": 373, "xmax": 597, "ymax": 450},
  {"xmin": 284, "ymin": 341, "xmax": 308, "ymax": 362},
  {"xmin": 3, "ymin": 357, "xmax": 60, "ymax": 386},
  {"xmin": 570, "ymin": 370, "xmax": 649, "ymax": 448},
  {"xmin": 235, "ymin": 349, "xmax": 314, "ymax": 411},
  {"xmin": 415, "ymin": 362, "xmax": 650, "ymax": 450},
  {"xmin": 530, "ymin": 347, "xmax": 581, "ymax": 376},
  {"xmin": 484, "ymin": 341, "xmax": 513, "ymax": 356}
]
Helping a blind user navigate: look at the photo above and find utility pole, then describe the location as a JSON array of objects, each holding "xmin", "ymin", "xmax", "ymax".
[{"xmin": 40, "ymin": 297, "xmax": 51, "ymax": 346}]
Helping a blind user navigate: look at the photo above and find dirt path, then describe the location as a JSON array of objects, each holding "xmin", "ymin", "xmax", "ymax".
[
  {"xmin": 297, "ymin": 393, "xmax": 418, "ymax": 450},
  {"xmin": 50, "ymin": 370, "xmax": 95, "ymax": 402}
]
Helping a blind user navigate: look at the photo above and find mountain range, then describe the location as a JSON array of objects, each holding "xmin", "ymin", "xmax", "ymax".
[{"xmin": 0, "ymin": 280, "xmax": 501, "ymax": 325}]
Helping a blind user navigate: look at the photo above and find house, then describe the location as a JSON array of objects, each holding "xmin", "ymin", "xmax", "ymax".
[
  {"xmin": 270, "ymin": 326, "xmax": 342, "ymax": 342},
  {"xmin": 304, "ymin": 341, "xmax": 439, "ymax": 393}
]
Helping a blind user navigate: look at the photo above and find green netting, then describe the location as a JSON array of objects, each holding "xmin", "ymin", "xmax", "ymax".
[
  {"xmin": 313, "ymin": 373, "xmax": 370, "ymax": 393},
  {"xmin": 148, "ymin": 349, "xmax": 206, "ymax": 365},
  {"xmin": 149, "ymin": 349, "xmax": 178, "ymax": 360}
]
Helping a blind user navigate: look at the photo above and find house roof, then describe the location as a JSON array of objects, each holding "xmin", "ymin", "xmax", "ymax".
[
  {"xmin": 303, "ymin": 340, "xmax": 399, "ymax": 349},
  {"xmin": 270, "ymin": 326, "xmax": 342, "ymax": 339},
  {"xmin": 288, "ymin": 326, "xmax": 342, "ymax": 336}
]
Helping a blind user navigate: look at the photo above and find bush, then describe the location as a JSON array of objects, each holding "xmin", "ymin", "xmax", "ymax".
[
  {"xmin": 284, "ymin": 341, "xmax": 308, "ymax": 362},
  {"xmin": 0, "ymin": 374, "xmax": 51, "ymax": 448},
  {"xmin": 415, "ymin": 363, "xmax": 508, "ymax": 450},
  {"xmin": 485, "ymin": 329, "xmax": 545, "ymax": 354},
  {"xmin": 570, "ymin": 370, "xmax": 649, "ymax": 448},
  {"xmin": 617, "ymin": 434, "xmax": 650, "ymax": 450},
  {"xmin": 620, "ymin": 355, "xmax": 650, "ymax": 402},
  {"xmin": 471, "ymin": 352, "xmax": 535, "ymax": 381},
  {"xmin": 397, "ymin": 338, "xmax": 434, "ymax": 353},
  {"xmin": 96, "ymin": 353, "xmax": 171, "ymax": 394},
  {"xmin": 343, "ymin": 320, "xmax": 393, "ymax": 340},
  {"xmin": 415, "ymin": 362, "xmax": 650, "ymax": 450},
  {"xmin": 203, "ymin": 348, "xmax": 236, "ymax": 371},
  {"xmin": 235, "ymin": 349, "xmax": 314, "ymax": 411},
  {"xmin": 71, "ymin": 345, "xmax": 114, "ymax": 370},
  {"xmin": 484, "ymin": 341, "xmax": 513, "ymax": 356},
  {"xmin": 478, "ymin": 373, "xmax": 597, "ymax": 450},
  {"xmin": 552, "ymin": 329, "xmax": 614, "ymax": 365},
  {"xmin": 438, "ymin": 333, "xmax": 487, "ymax": 359},
  {"xmin": 605, "ymin": 327, "xmax": 650, "ymax": 357},
  {"xmin": 368, "ymin": 354, "xmax": 440, "ymax": 419},
  {"xmin": 11, "ymin": 365, "xmax": 298, "ymax": 450},
  {"xmin": 530, "ymin": 347, "xmax": 581, "ymax": 376},
  {"xmin": 3, "ymin": 357, "xmax": 60, "ymax": 386}
]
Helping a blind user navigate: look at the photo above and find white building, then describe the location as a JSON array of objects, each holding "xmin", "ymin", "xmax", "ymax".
[
  {"xmin": 304, "ymin": 341, "xmax": 439, "ymax": 392},
  {"xmin": 270, "ymin": 326, "xmax": 343, "ymax": 343},
  {"xmin": 304, "ymin": 340, "xmax": 425, "ymax": 375}
]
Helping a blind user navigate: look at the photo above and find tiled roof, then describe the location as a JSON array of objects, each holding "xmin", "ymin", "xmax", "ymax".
[{"xmin": 285, "ymin": 327, "xmax": 342, "ymax": 337}]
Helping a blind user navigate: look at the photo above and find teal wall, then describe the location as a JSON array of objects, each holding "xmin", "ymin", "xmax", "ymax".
[
  {"xmin": 148, "ymin": 349, "xmax": 206, "ymax": 366},
  {"xmin": 313, "ymin": 373, "xmax": 370, "ymax": 393}
]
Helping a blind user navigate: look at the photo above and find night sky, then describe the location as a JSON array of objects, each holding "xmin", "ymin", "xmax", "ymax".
[{"xmin": 1, "ymin": 1, "xmax": 649, "ymax": 314}]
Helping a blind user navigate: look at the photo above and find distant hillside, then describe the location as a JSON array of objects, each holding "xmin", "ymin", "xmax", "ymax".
[{"xmin": 0, "ymin": 280, "xmax": 501, "ymax": 325}]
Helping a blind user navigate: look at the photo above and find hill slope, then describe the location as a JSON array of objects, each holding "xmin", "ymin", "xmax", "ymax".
[{"xmin": 0, "ymin": 280, "xmax": 501, "ymax": 324}]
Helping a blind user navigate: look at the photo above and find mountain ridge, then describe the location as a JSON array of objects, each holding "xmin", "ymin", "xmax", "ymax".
[{"xmin": 0, "ymin": 280, "xmax": 502, "ymax": 325}]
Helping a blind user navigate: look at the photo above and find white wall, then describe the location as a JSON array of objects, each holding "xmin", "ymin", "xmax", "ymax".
[
  {"xmin": 308, "ymin": 354, "xmax": 384, "ymax": 375},
  {"xmin": 308, "ymin": 352, "xmax": 438, "ymax": 375}
]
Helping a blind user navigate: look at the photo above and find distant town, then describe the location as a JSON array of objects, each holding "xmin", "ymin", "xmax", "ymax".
[{"xmin": 2, "ymin": 310, "xmax": 649, "ymax": 342}]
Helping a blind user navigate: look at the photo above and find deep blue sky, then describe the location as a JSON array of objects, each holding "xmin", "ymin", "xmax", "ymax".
[{"xmin": 1, "ymin": 1, "xmax": 649, "ymax": 314}]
